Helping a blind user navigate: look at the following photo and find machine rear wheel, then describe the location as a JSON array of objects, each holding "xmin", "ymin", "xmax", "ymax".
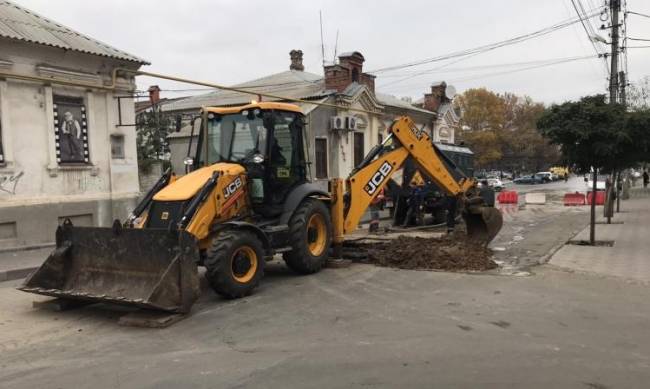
[
  {"xmin": 204, "ymin": 230, "xmax": 265, "ymax": 299},
  {"xmin": 283, "ymin": 199, "xmax": 332, "ymax": 274}
]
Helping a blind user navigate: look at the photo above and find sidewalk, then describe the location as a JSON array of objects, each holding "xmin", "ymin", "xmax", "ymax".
[
  {"xmin": 0, "ymin": 247, "xmax": 50, "ymax": 282},
  {"xmin": 549, "ymin": 190, "xmax": 650, "ymax": 282}
]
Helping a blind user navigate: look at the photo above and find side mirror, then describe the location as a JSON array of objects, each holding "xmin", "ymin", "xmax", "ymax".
[{"xmin": 175, "ymin": 115, "xmax": 182, "ymax": 132}]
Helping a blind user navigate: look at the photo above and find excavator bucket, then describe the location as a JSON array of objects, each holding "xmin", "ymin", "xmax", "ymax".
[
  {"xmin": 18, "ymin": 221, "xmax": 200, "ymax": 313},
  {"xmin": 463, "ymin": 205, "xmax": 503, "ymax": 245}
]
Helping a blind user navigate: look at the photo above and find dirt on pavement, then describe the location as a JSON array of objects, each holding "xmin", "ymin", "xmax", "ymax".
[{"xmin": 349, "ymin": 234, "xmax": 497, "ymax": 272}]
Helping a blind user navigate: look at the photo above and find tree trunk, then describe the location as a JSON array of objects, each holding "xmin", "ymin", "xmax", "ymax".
[
  {"xmin": 590, "ymin": 169, "xmax": 597, "ymax": 245},
  {"xmin": 616, "ymin": 171, "xmax": 621, "ymax": 212}
]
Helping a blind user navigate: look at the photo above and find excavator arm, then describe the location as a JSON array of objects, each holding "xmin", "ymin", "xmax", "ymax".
[{"xmin": 331, "ymin": 116, "xmax": 502, "ymax": 245}]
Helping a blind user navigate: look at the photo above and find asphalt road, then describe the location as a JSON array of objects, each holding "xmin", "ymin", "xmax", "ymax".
[
  {"xmin": 490, "ymin": 176, "xmax": 592, "ymax": 270},
  {"xmin": 2, "ymin": 176, "xmax": 643, "ymax": 388},
  {"xmin": 1, "ymin": 259, "xmax": 649, "ymax": 388}
]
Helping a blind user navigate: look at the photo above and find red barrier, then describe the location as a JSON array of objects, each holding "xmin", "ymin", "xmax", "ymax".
[
  {"xmin": 586, "ymin": 190, "xmax": 606, "ymax": 205},
  {"xmin": 563, "ymin": 192, "xmax": 586, "ymax": 206},
  {"xmin": 497, "ymin": 190, "xmax": 518, "ymax": 204}
]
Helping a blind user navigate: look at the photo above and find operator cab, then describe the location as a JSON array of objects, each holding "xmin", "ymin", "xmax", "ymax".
[{"xmin": 192, "ymin": 102, "xmax": 309, "ymax": 217}]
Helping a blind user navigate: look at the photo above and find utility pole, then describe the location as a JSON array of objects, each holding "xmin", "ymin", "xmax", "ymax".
[
  {"xmin": 618, "ymin": 71, "xmax": 626, "ymax": 106},
  {"xmin": 608, "ymin": 0, "xmax": 620, "ymax": 104},
  {"xmin": 595, "ymin": 0, "xmax": 623, "ymax": 227}
]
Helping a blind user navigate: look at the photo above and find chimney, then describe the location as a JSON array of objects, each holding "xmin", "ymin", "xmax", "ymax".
[
  {"xmin": 148, "ymin": 85, "xmax": 161, "ymax": 105},
  {"xmin": 289, "ymin": 49, "xmax": 304, "ymax": 71},
  {"xmin": 423, "ymin": 82, "xmax": 446, "ymax": 113},
  {"xmin": 324, "ymin": 51, "xmax": 376, "ymax": 94}
]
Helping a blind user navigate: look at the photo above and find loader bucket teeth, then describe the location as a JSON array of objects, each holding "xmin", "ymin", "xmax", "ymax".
[
  {"xmin": 18, "ymin": 225, "xmax": 200, "ymax": 313},
  {"xmin": 463, "ymin": 206, "xmax": 503, "ymax": 245}
]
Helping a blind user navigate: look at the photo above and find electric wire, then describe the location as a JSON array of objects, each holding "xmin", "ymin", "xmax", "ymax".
[
  {"xmin": 570, "ymin": 0, "xmax": 610, "ymax": 75},
  {"xmin": 367, "ymin": 7, "xmax": 603, "ymax": 75}
]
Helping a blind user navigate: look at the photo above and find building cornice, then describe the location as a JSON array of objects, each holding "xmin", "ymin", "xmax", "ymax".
[{"xmin": 36, "ymin": 65, "xmax": 102, "ymax": 85}]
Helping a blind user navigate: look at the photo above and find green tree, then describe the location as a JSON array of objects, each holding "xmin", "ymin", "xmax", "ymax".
[
  {"xmin": 136, "ymin": 110, "xmax": 172, "ymax": 173},
  {"xmin": 537, "ymin": 95, "xmax": 628, "ymax": 244}
]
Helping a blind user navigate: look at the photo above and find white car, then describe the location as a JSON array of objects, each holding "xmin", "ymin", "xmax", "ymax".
[
  {"xmin": 478, "ymin": 178, "xmax": 505, "ymax": 191},
  {"xmin": 487, "ymin": 178, "xmax": 504, "ymax": 191},
  {"xmin": 535, "ymin": 172, "xmax": 553, "ymax": 183}
]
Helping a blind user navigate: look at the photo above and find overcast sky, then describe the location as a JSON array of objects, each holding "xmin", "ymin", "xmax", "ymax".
[{"xmin": 14, "ymin": 0, "xmax": 650, "ymax": 104}]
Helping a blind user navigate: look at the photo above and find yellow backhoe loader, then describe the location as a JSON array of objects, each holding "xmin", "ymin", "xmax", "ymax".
[{"xmin": 19, "ymin": 102, "xmax": 502, "ymax": 313}]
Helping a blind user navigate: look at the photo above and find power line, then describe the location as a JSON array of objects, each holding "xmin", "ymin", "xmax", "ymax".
[
  {"xmin": 626, "ymin": 10, "xmax": 650, "ymax": 19},
  {"xmin": 367, "ymin": 8, "xmax": 603, "ymax": 75},
  {"xmin": 569, "ymin": 0, "xmax": 610, "ymax": 75},
  {"xmin": 377, "ymin": 55, "xmax": 599, "ymax": 78},
  {"xmin": 380, "ymin": 55, "xmax": 598, "ymax": 92}
]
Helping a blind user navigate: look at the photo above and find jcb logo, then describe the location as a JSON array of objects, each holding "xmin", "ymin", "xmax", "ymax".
[
  {"xmin": 224, "ymin": 177, "xmax": 243, "ymax": 199},
  {"xmin": 410, "ymin": 124, "xmax": 424, "ymax": 140},
  {"xmin": 364, "ymin": 161, "xmax": 393, "ymax": 195}
]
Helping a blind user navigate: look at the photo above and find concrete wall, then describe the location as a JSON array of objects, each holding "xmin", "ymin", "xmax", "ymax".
[{"xmin": 0, "ymin": 40, "xmax": 142, "ymax": 249}]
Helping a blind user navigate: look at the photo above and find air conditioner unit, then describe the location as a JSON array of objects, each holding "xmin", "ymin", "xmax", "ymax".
[
  {"xmin": 330, "ymin": 116, "xmax": 345, "ymax": 130},
  {"xmin": 345, "ymin": 116, "xmax": 358, "ymax": 131}
]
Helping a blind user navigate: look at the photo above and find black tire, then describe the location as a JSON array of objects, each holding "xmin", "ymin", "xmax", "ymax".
[
  {"xmin": 283, "ymin": 199, "xmax": 332, "ymax": 274},
  {"xmin": 204, "ymin": 230, "xmax": 265, "ymax": 299}
]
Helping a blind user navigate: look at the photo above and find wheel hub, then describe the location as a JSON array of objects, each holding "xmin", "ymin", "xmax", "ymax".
[{"xmin": 232, "ymin": 252, "xmax": 252, "ymax": 277}]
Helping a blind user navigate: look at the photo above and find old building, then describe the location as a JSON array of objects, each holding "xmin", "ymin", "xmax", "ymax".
[
  {"xmin": 0, "ymin": 1, "xmax": 147, "ymax": 248},
  {"xmin": 164, "ymin": 50, "xmax": 448, "ymax": 190},
  {"xmin": 416, "ymin": 81, "xmax": 460, "ymax": 144}
]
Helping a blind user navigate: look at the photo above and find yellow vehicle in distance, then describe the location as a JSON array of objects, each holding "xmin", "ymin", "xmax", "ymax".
[{"xmin": 550, "ymin": 166, "xmax": 569, "ymax": 179}]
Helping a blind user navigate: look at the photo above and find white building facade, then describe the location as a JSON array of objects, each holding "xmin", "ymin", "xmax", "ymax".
[{"xmin": 0, "ymin": 1, "xmax": 146, "ymax": 248}]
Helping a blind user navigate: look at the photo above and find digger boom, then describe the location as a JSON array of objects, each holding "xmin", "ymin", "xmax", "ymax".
[{"xmin": 330, "ymin": 116, "xmax": 501, "ymax": 244}]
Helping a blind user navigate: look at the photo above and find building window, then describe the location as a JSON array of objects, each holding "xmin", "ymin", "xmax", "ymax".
[
  {"xmin": 378, "ymin": 132, "xmax": 383, "ymax": 145},
  {"xmin": 110, "ymin": 135, "xmax": 125, "ymax": 159},
  {"xmin": 314, "ymin": 138, "xmax": 328, "ymax": 179},
  {"xmin": 353, "ymin": 132, "xmax": 364, "ymax": 168},
  {"xmin": 53, "ymin": 95, "xmax": 89, "ymax": 164}
]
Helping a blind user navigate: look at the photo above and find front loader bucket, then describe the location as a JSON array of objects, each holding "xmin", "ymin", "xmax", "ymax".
[
  {"xmin": 18, "ymin": 222, "xmax": 200, "ymax": 313},
  {"xmin": 463, "ymin": 206, "xmax": 503, "ymax": 245}
]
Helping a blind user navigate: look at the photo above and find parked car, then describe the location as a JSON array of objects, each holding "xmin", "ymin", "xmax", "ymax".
[
  {"xmin": 514, "ymin": 175, "xmax": 544, "ymax": 185},
  {"xmin": 486, "ymin": 178, "xmax": 505, "ymax": 191},
  {"xmin": 535, "ymin": 172, "xmax": 553, "ymax": 183}
]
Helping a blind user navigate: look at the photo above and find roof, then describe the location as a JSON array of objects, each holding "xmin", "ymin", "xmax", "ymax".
[
  {"xmin": 165, "ymin": 70, "xmax": 328, "ymax": 112},
  {"xmin": 435, "ymin": 142, "xmax": 473, "ymax": 155},
  {"xmin": 167, "ymin": 99, "xmax": 327, "ymax": 139},
  {"xmin": 135, "ymin": 97, "xmax": 185, "ymax": 114},
  {"xmin": 376, "ymin": 93, "xmax": 435, "ymax": 115},
  {"xmin": 204, "ymin": 102, "xmax": 302, "ymax": 115},
  {"xmin": 0, "ymin": 0, "xmax": 148, "ymax": 64}
]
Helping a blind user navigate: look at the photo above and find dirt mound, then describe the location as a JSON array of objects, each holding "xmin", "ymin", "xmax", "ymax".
[{"xmin": 354, "ymin": 235, "xmax": 496, "ymax": 272}]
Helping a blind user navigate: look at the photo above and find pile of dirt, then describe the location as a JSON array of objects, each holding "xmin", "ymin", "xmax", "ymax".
[{"xmin": 354, "ymin": 235, "xmax": 497, "ymax": 272}]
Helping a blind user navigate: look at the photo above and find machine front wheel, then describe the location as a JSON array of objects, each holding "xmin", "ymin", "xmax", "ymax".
[
  {"xmin": 283, "ymin": 199, "xmax": 332, "ymax": 274},
  {"xmin": 204, "ymin": 230, "xmax": 265, "ymax": 299}
]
